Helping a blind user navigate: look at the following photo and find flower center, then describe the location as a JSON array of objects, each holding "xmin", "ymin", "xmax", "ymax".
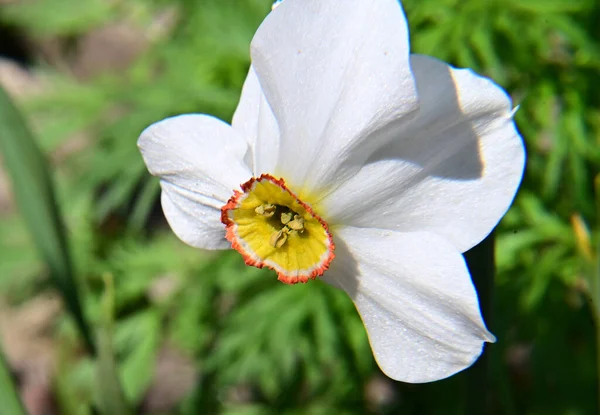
[{"xmin": 221, "ymin": 174, "xmax": 335, "ymax": 284}]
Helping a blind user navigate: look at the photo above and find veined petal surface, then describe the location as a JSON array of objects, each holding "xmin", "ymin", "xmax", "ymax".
[
  {"xmin": 232, "ymin": 66, "xmax": 280, "ymax": 176},
  {"xmin": 323, "ymin": 226, "xmax": 494, "ymax": 383},
  {"xmin": 251, "ymin": 0, "xmax": 418, "ymax": 195},
  {"xmin": 321, "ymin": 55, "xmax": 525, "ymax": 253},
  {"xmin": 138, "ymin": 114, "xmax": 252, "ymax": 249}
]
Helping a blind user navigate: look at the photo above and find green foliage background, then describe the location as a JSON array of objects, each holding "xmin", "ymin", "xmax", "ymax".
[{"xmin": 0, "ymin": 0, "xmax": 599, "ymax": 414}]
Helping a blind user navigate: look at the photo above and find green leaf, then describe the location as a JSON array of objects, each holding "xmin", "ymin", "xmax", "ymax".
[
  {"xmin": 96, "ymin": 274, "xmax": 131, "ymax": 415},
  {"xmin": 510, "ymin": 0, "xmax": 592, "ymax": 14},
  {"xmin": 1, "ymin": 0, "xmax": 115, "ymax": 36},
  {"xmin": 114, "ymin": 311, "xmax": 161, "ymax": 403},
  {"xmin": 0, "ymin": 346, "xmax": 27, "ymax": 415},
  {"xmin": 0, "ymin": 86, "xmax": 94, "ymax": 353},
  {"xmin": 128, "ymin": 177, "xmax": 160, "ymax": 233}
]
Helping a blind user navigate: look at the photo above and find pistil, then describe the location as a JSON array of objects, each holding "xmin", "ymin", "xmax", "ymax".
[{"xmin": 260, "ymin": 205, "xmax": 306, "ymax": 248}]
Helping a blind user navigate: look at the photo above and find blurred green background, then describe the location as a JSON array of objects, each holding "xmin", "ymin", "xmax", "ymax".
[{"xmin": 0, "ymin": 0, "xmax": 599, "ymax": 414}]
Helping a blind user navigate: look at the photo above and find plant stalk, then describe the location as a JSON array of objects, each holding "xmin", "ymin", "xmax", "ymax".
[{"xmin": 464, "ymin": 231, "xmax": 495, "ymax": 415}]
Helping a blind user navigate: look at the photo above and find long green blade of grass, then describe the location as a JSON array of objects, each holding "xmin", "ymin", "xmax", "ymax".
[
  {"xmin": 0, "ymin": 86, "xmax": 94, "ymax": 354},
  {"xmin": 0, "ymin": 345, "xmax": 27, "ymax": 415},
  {"xmin": 96, "ymin": 274, "xmax": 131, "ymax": 415}
]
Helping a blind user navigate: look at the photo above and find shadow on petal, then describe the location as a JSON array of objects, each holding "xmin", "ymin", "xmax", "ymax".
[
  {"xmin": 367, "ymin": 55, "xmax": 488, "ymax": 181},
  {"xmin": 318, "ymin": 56, "xmax": 524, "ymax": 253},
  {"xmin": 322, "ymin": 233, "xmax": 360, "ymax": 299}
]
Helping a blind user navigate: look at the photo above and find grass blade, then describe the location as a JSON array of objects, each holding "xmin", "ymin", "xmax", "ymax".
[
  {"xmin": 0, "ymin": 86, "xmax": 94, "ymax": 353},
  {"xmin": 0, "ymin": 345, "xmax": 27, "ymax": 415},
  {"xmin": 96, "ymin": 274, "xmax": 131, "ymax": 415}
]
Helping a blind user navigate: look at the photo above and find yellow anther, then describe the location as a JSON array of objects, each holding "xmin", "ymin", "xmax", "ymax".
[
  {"xmin": 270, "ymin": 229, "xmax": 288, "ymax": 248},
  {"xmin": 255, "ymin": 203, "xmax": 276, "ymax": 217},
  {"xmin": 280, "ymin": 212, "xmax": 293, "ymax": 225},
  {"xmin": 287, "ymin": 215, "xmax": 305, "ymax": 232}
]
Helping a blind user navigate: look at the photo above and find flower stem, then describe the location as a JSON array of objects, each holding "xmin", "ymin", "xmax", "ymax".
[
  {"xmin": 596, "ymin": 314, "xmax": 600, "ymax": 414},
  {"xmin": 593, "ymin": 241, "xmax": 600, "ymax": 413},
  {"xmin": 589, "ymin": 271, "xmax": 600, "ymax": 413},
  {"xmin": 594, "ymin": 175, "xmax": 600, "ymax": 412},
  {"xmin": 464, "ymin": 231, "xmax": 495, "ymax": 415}
]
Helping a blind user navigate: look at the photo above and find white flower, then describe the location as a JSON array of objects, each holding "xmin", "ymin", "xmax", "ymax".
[{"xmin": 138, "ymin": 0, "xmax": 525, "ymax": 383}]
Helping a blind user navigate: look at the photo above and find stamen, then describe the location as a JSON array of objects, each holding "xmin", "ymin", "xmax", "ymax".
[
  {"xmin": 280, "ymin": 211, "xmax": 292, "ymax": 225},
  {"xmin": 287, "ymin": 215, "xmax": 304, "ymax": 232},
  {"xmin": 255, "ymin": 203, "xmax": 276, "ymax": 217},
  {"xmin": 270, "ymin": 229, "xmax": 288, "ymax": 248},
  {"xmin": 264, "ymin": 207, "xmax": 302, "ymax": 248}
]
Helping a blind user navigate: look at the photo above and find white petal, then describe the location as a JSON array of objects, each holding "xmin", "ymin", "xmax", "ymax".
[
  {"xmin": 138, "ymin": 114, "xmax": 252, "ymax": 249},
  {"xmin": 160, "ymin": 183, "xmax": 229, "ymax": 250},
  {"xmin": 323, "ymin": 227, "xmax": 494, "ymax": 383},
  {"xmin": 251, "ymin": 0, "xmax": 418, "ymax": 193},
  {"xmin": 231, "ymin": 66, "xmax": 280, "ymax": 176},
  {"xmin": 320, "ymin": 55, "xmax": 525, "ymax": 253}
]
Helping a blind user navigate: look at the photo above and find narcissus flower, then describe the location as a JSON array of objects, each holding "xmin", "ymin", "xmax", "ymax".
[{"xmin": 138, "ymin": 0, "xmax": 524, "ymax": 383}]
